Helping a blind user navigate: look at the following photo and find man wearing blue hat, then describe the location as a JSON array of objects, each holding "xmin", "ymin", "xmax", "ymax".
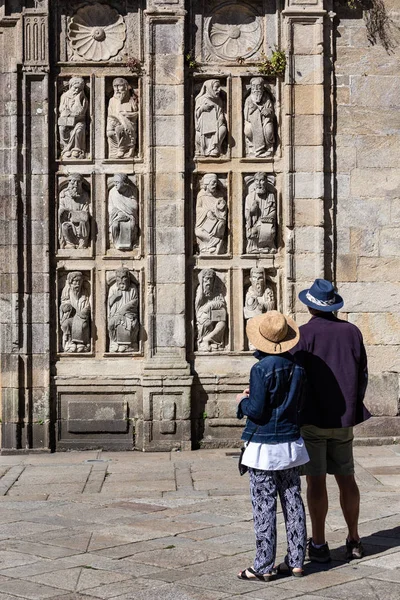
[{"xmin": 292, "ymin": 279, "xmax": 370, "ymax": 563}]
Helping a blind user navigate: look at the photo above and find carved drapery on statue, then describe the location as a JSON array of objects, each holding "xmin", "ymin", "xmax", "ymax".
[
  {"xmin": 244, "ymin": 173, "xmax": 277, "ymax": 254},
  {"xmin": 107, "ymin": 78, "xmax": 138, "ymax": 159},
  {"xmin": 58, "ymin": 77, "xmax": 88, "ymax": 159},
  {"xmin": 244, "ymin": 267, "xmax": 275, "ymax": 350},
  {"xmin": 108, "ymin": 174, "xmax": 139, "ymax": 251},
  {"xmin": 59, "ymin": 272, "xmax": 91, "ymax": 353},
  {"xmin": 195, "ymin": 174, "xmax": 227, "ymax": 255},
  {"xmin": 195, "ymin": 269, "xmax": 227, "ymax": 352},
  {"xmin": 58, "ymin": 174, "xmax": 90, "ymax": 250},
  {"xmin": 107, "ymin": 268, "xmax": 139, "ymax": 353},
  {"xmin": 244, "ymin": 78, "xmax": 275, "ymax": 158},
  {"xmin": 195, "ymin": 79, "xmax": 227, "ymax": 157}
]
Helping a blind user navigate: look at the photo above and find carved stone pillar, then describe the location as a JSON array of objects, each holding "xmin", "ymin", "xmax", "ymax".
[
  {"xmin": 140, "ymin": 0, "xmax": 192, "ymax": 451},
  {"xmin": 283, "ymin": 0, "xmax": 328, "ymax": 320}
]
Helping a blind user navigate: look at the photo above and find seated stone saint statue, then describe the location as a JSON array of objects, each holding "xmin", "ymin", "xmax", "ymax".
[
  {"xmin": 107, "ymin": 268, "xmax": 139, "ymax": 353},
  {"xmin": 59, "ymin": 271, "xmax": 91, "ymax": 353},
  {"xmin": 59, "ymin": 174, "xmax": 90, "ymax": 249},
  {"xmin": 244, "ymin": 267, "xmax": 275, "ymax": 350},
  {"xmin": 58, "ymin": 77, "xmax": 88, "ymax": 159},
  {"xmin": 244, "ymin": 77, "xmax": 275, "ymax": 158},
  {"xmin": 107, "ymin": 78, "xmax": 138, "ymax": 159},
  {"xmin": 195, "ymin": 174, "xmax": 227, "ymax": 255},
  {"xmin": 195, "ymin": 269, "xmax": 227, "ymax": 352},
  {"xmin": 195, "ymin": 79, "xmax": 227, "ymax": 157},
  {"xmin": 108, "ymin": 174, "xmax": 139, "ymax": 251},
  {"xmin": 244, "ymin": 172, "xmax": 277, "ymax": 254}
]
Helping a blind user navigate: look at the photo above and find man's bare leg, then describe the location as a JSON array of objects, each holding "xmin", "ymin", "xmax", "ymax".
[
  {"xmin": 306, "ymin": 474, "xmax": 328, "ymax": 545},
  {"xmin": 334, "ymin": 474, "xmax": 360, "ymax": 541}
]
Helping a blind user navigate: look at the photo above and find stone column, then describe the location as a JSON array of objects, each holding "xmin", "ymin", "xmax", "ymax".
[
  {"xmin": 283, "ymin": 0, "xmax": 327, "ymax": 320},
  {"xmin": 0, "ymin": 2, "xmax": 51, "ymax": 452},
  {"xmin": 140, "ymin": 0, "xmax": 192, "ymax": 451}
]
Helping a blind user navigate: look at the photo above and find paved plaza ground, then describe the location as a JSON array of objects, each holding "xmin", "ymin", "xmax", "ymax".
[{"xmin": 0, "ymin": 445, "xmax": 399, "ymax": 599}]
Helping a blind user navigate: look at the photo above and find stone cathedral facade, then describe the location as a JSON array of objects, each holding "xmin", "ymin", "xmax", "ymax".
[{"xmin": 0, "ymin": 0, "xmax": 399, "ymax": 451}]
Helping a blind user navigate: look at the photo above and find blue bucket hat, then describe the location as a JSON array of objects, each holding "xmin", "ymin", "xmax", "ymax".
[{"xmin": 298, "ymin": 278, "xmax": 344, "ymax": 312}]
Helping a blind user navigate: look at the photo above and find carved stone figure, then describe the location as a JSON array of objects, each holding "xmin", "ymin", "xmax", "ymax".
[
  {"xmin": 108, "ymin": 268, "xmax": 139, "ymax": 353},
  {"xmin": 58, "ymin": 174, "xmax": 90, "ymax": 250},
  {"xmin": 244, "ymin": 268, "xmax": 275, "ymax": 320},
  {"xmin": 108, "ymin": 174, "xmax": 139, "ymax": 250},
  {"xmin": 244, "ymin": 173, "xmax": 277, "ymax": 254},
  {"xmin": 107, "ymin": 78, "xmax": 138, "ymax": 159},
  {"xmin": 58, "ymin": 77, "xmax": 88, "ymax": 159},
  {"xmin": 59, "ymin": 272, "xmax": 91, "ymax": 353},
  {"xmin": 195, "ymin": 174, "xmax": 227, "ymax": 255},
  {"xmin": 244, "ymin": 77, "xmax": 275, "ymax": 158},
  {"xmin": 195, "ymin": 80, "xmax": 227, "ymax": 157},
  {"xmin": 195, "ymin": 269, "xmax": 227, "ymax": 352},
  {"xmin": 244, "ymin": 268, "xmax": 275, "ymax": 350},
  {"xmin": 68, "ymin": 4, "xmax": 126, "ymax": 62}
]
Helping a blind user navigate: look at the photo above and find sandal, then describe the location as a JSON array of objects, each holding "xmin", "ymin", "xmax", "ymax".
[
  {"xmin": 276, "ymin": 561, "xmax": 304, "ymax": 578},
  {"xmin": 237, "ymin": 567, "xmax": 276, "ymax": 582}
]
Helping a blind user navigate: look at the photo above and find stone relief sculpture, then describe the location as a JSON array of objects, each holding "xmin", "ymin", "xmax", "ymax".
[
  {"xmin": 107, "ymin": 268, "xmax": 139, "ymax": 353},
  {"xmin": 58, "ymin": 77, "xmax": 88, "ymax": 159},
  {"xmin": 195, "ymin": 174, "xmax": 227, "ymax": 255},
  {"xmin": 244, "ymin": 173, "xmax": 277, "ymax": 254},
  {"xmin": 195, "ymin": 79, "xmax": 227, "ymax": 157},
  {"xmin": 107, "ymin": 78, "xmax": 138, "ymax": 159},
  {"xmin": 58, "ymin": 174, "xmax": 90, "ymax": 250},
  {"xmin": 206, "ymin": 4, "xmax": 262, "ymax": 61},
  {"xmin": 244, "ymin": 268, "xmax": 275, "ymax": 350},
  {"xmin": 59, "ymin": 272, "xmax": 91, "ymax": 353},
  {"xmin": 195, "ymin": 269, "xmax": 227, "ymax": 352},
  {"xmin": 68, "ymin": 4, "xmax": 126, "ymax": 62},
  {"xmin": 244, "ymin": 78, "xmax": 275, "ymax": 158},
  {"xmin": 108, "ymin": 174, "xmax": 139, "ymax": 251}
]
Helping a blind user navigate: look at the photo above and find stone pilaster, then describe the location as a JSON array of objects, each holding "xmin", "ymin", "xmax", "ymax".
[
  {"xmin": 140, "ymin": 0, "xmax": 192, "ymax": 451},
  {"xmin": 283, "ymin": 0, "xmax": 327, "ymax": 321}
]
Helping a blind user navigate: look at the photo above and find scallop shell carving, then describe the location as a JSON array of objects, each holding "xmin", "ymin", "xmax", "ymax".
[{"xmin": 68, "ymin": 4, "xmax": 126, "ymax": 62}]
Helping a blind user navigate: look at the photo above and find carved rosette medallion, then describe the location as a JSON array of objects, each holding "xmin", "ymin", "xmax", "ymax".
[
  {"xmin": 205, "ymin": 3, "xmax": 262, "ymax": 61},
  {"xmin": 68, "ymin": 4, "xmax": 126, "ymax": 62}
]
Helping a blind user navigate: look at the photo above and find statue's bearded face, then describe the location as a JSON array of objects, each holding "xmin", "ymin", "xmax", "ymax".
[
  {"xmin": 114, "ymin": 82, "xmax": 129, "ymax": 101},
  {"xmin": 117, "ymin": 274, "xmax": 130, "ymax": 291},
  {"xmin": 266, "ymin": 288, "xmax": 274, "ymax": 304},
  {"xmin": 205, "ymin": 177, "xmax": 218, "ymax": 195},
  {"xmin": 255, "ymin": 175, "xmax": 267, "ymax": 194},
  {"xmin": 251, "ymin": 82, "xmax": 264, "ymax": 103},
  {"xmin": 70, "ymin": 276, "xmax": 82, "ymax": 294},
  {"xmin": 212, "ymin": 81, "xmax": 221, "ymax": 97},
  {"xmin": 68, "ymin": 179, "xmax": 82, "ymax": 198},
  {"xmin": 70, "ymin": 80, "xmax": 84, "ymax": 96},
  {"xmin": 202, "ymin": 273, "xmax": 215, "ymax": 297},
  {"xmin": 251, "ymin": 273, "xmax": 265, "ymax": 296}
]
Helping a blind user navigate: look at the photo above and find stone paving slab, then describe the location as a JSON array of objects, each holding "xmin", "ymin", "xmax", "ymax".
[{"xmin": 0, "ymin": 446, "xmax": 399, "ymax": 598}]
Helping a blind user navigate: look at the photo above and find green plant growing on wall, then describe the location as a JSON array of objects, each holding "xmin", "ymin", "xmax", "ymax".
[
  {"xmin": 336, "ymin": 0, "xmax": 399, "ymax": 53},
  {"xmin": 257, "ymin": 50, "xmax": 286, "ymax": 78},
  {"xmin": 185, "ymin": 49, "xmax": 200, "ymax": 71}
]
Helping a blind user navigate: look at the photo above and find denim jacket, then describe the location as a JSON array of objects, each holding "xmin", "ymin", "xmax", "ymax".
[{"xmin": 237, "ymin": 351, "xmax": 306, "ymax": 444}]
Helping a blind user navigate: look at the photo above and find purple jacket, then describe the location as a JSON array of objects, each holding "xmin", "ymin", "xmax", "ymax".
[{"xmin": 291, "ymin": 313, "xmax": 370, "ymax": 428}]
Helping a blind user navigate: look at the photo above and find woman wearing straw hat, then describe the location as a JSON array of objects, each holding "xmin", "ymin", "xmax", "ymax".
[{"xmin": 236, "ymin": 310, "xmax": 309, "ymax": 582}]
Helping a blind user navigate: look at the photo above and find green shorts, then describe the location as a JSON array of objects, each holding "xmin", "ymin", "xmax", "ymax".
[{"xmin": 300, "ymin": 424, "xmax": 355, "ymax": 476}]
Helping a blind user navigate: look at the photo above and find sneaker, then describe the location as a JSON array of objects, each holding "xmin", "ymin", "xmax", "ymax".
[
  {"xmin": 346, "ymin": 539, "xmax": 364, "ymax": 560},
  {"xmin": 307, "ymin": 538, "xmax": 331, "ymax": 563}
]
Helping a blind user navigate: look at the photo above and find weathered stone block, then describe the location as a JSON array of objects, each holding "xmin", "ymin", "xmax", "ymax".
[
  {"xmin": 351, "ymin": 76, "xmax": 400, "ymax": 108},
  {"xmin": 294, "ymin": 199, "xmax": 323, "ymax": 227},
  {"xmin": 349, "ymin": 313, "xmax": 400, "ymax": 345},
  {"xmin": 155, "ymin": 22, "xmax": 183, "ymax": 55},
  {"xmin": 156, "ymin": 227, "xmax": 185, "ymax": 254},
  {"xmin": 293, "ymin": 56, "xmax": 324, "ymax": 85},
  {"xmin": 350, "ymin": 227, "xmax": 379, "ymax": 257},
  {"xmin": 380, "ymin": 228, "xmax": 400, "ymax": 256},
  {"xmin": 154, "ymin": 55, "xmax": 184, "ymax": 85},
  {"xmin": 363, "ymin": 373, "xmax": 399, "ymax": 417},
  {"xmin": 336, "ymin": 146, "xmax": 356, "ymax": 171},
  {"xmin": 156, "ymin": 284, "xmax": 185, "ymax": 314},
  {"xmin": 294, "ymin": 115, "xmax": 324, "ymax": 145},
  {"xmin": 293, "ymin": 23, "xmax": 322, "ymax": 55},
  {"xmin": 337, "ymin": 86, "xmax": 350, "ymax": 105},
  {"xmin": 288, "ymin": 85, "xmax": 324, "ymax": 115},
  {"xmin": 154, "ymin": 85, "xmax": 183, "ymax": 115},
  {"xmin": 156, "ymin": 255, "xmax": 185, "ymax": 284},
  {"xmin": 294, "ymin": 146, "xmax": 324, "ymax": 172},
  {"xmin": 366, "ymin": 345, "xmax": 400, "ymax": 374},
  {"xmin": 356, "ymin": 135, "xmax": 400, "ymax": 169},
  {"xmin": 155, "ymin": 147, "xmax": 184, "ymax": 172},
  {"xmin": 155, "ymin": 314, "xmax": 185, "ymax": 347},
  {"xmin": 295, "ymin": 254, "xmax": 321, "ymax": 280},
  {"xmin": 155, "ymin": 116, "xmax": 184, "ymax": 146},
  {"xmin": 295, "ymin": 226, "xmax": 324, "ymax": 253},
  {"xmin": 294, "ymin": 173, "xmax": 323, "ymax": 199},
  {"xmin": 340, "ymin": 283, "xmax": 400, "ymax": 312},
  {"xmin": 358, "ymin": 257, "xmax": 400, "ymax": 282},
  {"xmin": 336, "ymin": 254, "xmax": 357, "ymax": 282},
  {"xmin": 338, "ymin": 106, "xmax": 400, "ymax": 136},
  {"xmin": 337, "ymin": 198, "xmax": 390, "ymax": 228}
]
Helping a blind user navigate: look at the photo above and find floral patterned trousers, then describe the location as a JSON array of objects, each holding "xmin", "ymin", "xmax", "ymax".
[{"xmin": 249, "ymin": 467, "xmax": 307, "ymax": 574}]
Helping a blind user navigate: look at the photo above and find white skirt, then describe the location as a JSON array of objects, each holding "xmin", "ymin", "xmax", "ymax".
[{"xmin": 241, "ymin": 437, "xmax": 309, "ymax": 471}]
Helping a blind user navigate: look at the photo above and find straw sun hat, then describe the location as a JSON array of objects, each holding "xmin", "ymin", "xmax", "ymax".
[{"xmin": 246, "ymin": 310, "xmax": 300, "ymax": 354}]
